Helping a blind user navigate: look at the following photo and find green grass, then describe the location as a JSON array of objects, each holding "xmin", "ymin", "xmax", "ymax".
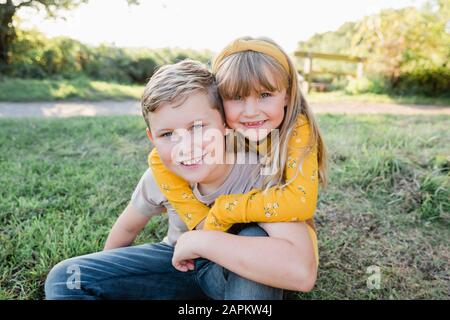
[
  {"xmin": 0, "ymin": 77, "xmax": 143, "ymax": 102},
  {"xmin": 1, "ymin": 78, "xmax": 449, "ymax": 107},
  {"xmin": 307, "ymin": 90, "xmax": 450, "ymax": 106},
  {"xmin": 0, "ymin": 115, "xmax": 449, "ymax": 299}
]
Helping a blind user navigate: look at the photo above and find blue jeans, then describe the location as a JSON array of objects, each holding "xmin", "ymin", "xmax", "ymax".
[{"xmin": 45, "ymin": 224, "xmax": 283, "ymax": 300}]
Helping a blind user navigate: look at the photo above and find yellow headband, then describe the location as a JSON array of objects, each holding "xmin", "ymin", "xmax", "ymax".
[{"xmin": 212, "ymin": 39, "xmax": 291, "ymax": 75}]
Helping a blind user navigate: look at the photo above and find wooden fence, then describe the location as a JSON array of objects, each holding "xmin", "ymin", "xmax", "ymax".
[{"xmin": 294, "ymin": 51, "xmax": 365, "ymax": 92}]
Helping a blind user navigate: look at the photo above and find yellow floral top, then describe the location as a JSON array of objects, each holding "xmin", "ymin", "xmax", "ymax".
[{"xmin": 148, "ymin": 114, "xmax": 319, "ymax": 232}]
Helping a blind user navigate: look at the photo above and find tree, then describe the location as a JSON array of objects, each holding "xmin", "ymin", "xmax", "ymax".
[
  {"xmin": 296, "ymin": 0, "xmax": 450, "ymax": 94},
  {"xmin": 0, "ymin": 0, "xmax": 139, "ymax": 70},
  {"xmin": 351, "ymin": 5, "xmax": 449, "ymax": 79}
]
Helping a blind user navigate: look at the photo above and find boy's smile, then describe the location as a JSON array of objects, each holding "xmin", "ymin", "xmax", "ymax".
[
  {"xmin": 148, "ymin": 92, "xmax": 232, "ymax": 189},
  {"xmin": 176, "ymin": 149, "xmax": 209, "ymax": 168}
]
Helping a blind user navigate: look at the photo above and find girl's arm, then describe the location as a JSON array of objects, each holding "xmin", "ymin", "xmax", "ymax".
[
  {"xmin": 148, "ymin": 148, "xmax": 209, "ymax": 230},
  {"xmin": 172, "ymin": 222, "xmax": 317, "ymax": 292},
  {"xmin": 149, "ymin": 114, "xmax": 318, "ymax": 233},
  {"xmin": 204, "ymin": 115, "xmax": 319, "ymax": 231},
  {"xmin": 104, "ymin": 203, "xmax": 151, "ymax": 250}
]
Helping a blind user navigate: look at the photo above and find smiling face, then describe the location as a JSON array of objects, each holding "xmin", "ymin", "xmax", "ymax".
[
  {"xmin": 223, "ymin": 86, "xmax": 287, "ymax": 142},
  {"xmin": 148, "ymin": 92, "xmax": 228, "ymax": 185},
  {"xmin": 216, "ymin": 52, "xmax": 290, "ymax": 142}
]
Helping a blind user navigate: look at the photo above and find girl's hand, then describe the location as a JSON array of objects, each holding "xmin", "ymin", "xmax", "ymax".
[{"xmin": 172, "ymin": 231, "xmax": 202, "ymax": 272}]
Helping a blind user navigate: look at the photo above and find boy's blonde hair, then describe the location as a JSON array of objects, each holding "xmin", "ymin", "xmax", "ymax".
[
  {"xmin": 213, "ymin": 36, "xmax": 328, "ymax": 189},
  {"xmin": 141, "ymin": 59, "xmax": 224, "ymax": 128}
]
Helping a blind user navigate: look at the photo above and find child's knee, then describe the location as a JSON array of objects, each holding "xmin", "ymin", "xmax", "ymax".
[
  {"xmin": 45, "ymin": 257, "xmax": 82, "ymax": 300},
  {"xmin": 225, "ymin": 273, "xmax": 283, "ymax": 300}
]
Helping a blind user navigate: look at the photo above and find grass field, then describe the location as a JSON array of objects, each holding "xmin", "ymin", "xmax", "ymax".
[
  {"xmin": 1, "ymin": 77, "xmax": 450, "ymax": 106},
  {"xmin": 307, "ymin": 91, "xmax": 450, "ymax": 106},
  {"xmin": 0, "ymin": 114, "xmax": 448, "ymax": 299},
  {"xmin": 0, "ymin": 77, "xmax": 143, "ymax": 102}
]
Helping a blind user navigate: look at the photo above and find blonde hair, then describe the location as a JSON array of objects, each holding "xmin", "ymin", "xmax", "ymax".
[
  {"xmin": 213, "ymin": 36, "xmax": 328, "ymax": 189},
  {"xmin": 141, "ymin": 59, "xmax": 224, "ymax": 128}
]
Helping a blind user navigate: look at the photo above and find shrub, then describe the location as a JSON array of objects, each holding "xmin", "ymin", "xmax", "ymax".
[
  {"xmin": 6, "ymin": 28, "xmax": 213, "ymax": 84},
  {"xmin": 392, "ymin": 67, "xmax": 450, "ymax": 97}
]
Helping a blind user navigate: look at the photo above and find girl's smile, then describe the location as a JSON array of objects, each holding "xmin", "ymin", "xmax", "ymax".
[{"xmin": 241, "ymin": 120, "xmax": 268, "ymax": 128}]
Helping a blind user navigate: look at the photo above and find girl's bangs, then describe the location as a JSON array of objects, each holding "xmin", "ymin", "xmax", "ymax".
[{"xmin": 217, "ymin": 52, "xmax": 288, "ymax": 100}]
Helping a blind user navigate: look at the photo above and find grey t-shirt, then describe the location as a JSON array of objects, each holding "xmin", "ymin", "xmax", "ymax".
[{"xmin": 130, "ymin": 157, "xmax": 265, "ymax": 246}]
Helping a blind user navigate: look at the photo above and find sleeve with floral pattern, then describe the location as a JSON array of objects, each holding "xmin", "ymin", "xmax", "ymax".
[
  {"xmin": 204, "ymin": 115, "xmax": 319, "ymax": 231},
  {"xmin": 148, "ymin": 148, "xmax": 210, "ymax": 230}
]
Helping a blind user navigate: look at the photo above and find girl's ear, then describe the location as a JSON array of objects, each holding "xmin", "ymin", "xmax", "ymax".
[
  {"xmin": 284, "ymin": 91, "xmax": 290, "ymax": 105},
  {"xmin": 146, "ymin": 127, "xmax": 154, "ymax": 143}
]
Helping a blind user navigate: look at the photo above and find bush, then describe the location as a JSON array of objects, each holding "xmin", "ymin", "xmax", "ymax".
[
  {"xmin": 125, "ymin": 57, "xmax": 158, "ymax": 83},
  {"xmin": 392, "ymin": 67, "xmax": 450, "ymax": 97},
  {"xmin": 6, "ymin": 28, "xmax": 213, "ymax": 84},
  {"xmin": 345, "ymin": 76, "xmax": 389, "ymax": 95},
  {"xmin": 344, "ymin": 66, "xmax": 450, "ymax": 97}
]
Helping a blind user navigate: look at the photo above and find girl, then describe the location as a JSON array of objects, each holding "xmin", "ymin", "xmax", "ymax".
[{"xmin": 149, "ymin": 37, "xmax": 328, "ymax": 264}]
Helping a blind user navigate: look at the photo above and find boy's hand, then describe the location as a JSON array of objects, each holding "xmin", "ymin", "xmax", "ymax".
[{"xmin": 172, "ymin": 231, "xmax": 202, "ymax": 272}]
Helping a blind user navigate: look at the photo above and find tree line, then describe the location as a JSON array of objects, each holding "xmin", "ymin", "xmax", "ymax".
[{"xmin": 297, "ymin": 0, "xmax": 449, "ymax": 96}]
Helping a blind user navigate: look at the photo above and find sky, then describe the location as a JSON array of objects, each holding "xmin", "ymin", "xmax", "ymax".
[{"xmin": 18, "ymin": 0, "xmax": 429, "ymax": 53}]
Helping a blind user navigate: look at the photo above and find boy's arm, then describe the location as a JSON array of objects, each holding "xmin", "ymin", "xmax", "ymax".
[
  {"xmin": 204, "ymin": 116, "xmax": 319, "ymax": 231},
  {"xmin": 104, "ymin": 168, "xmax": 167, "ymax": 250},
  {"xmin": 149, "ymin": 148, "xmax": 210, "ymax": 230},
  {"xmin": 104, "ymin": 203, "xmax": 151, "ymax": 250},
  {"xmin": 173, "ymin": 222, "xmax": 317, "ymax": 292}
]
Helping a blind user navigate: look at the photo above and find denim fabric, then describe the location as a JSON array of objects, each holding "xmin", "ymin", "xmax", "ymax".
[{"xmin": 45, "ymin": 224, "xmax": 283, "ymax": 300}]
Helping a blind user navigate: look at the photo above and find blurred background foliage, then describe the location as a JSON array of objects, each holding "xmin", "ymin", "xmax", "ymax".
[
  {"xmin": 0, "ymin": 0, "xmax": 449, "ymax": 97},
  {"xmin": 296, "ymin": 0, "xmax": 449, "ymax": 96},
  {"xmin": 5, "ymin": 26, "xmax": 213, "ymax": 84}
]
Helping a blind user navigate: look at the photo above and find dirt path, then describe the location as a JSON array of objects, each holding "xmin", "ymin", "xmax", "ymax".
[{"xmin": 0, "ymin": 100, "xmax": 449, "ymax": 118}]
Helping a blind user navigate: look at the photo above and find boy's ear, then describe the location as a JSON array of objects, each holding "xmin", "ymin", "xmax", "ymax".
[{"xmin": 146, "ymin": 127, "xmax": 154, "ymax": 143}]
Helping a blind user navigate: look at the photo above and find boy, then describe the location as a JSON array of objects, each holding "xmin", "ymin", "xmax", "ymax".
[{"xmin": 45, "ymin": 60, "xmax": 316, "ymax": 299}]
